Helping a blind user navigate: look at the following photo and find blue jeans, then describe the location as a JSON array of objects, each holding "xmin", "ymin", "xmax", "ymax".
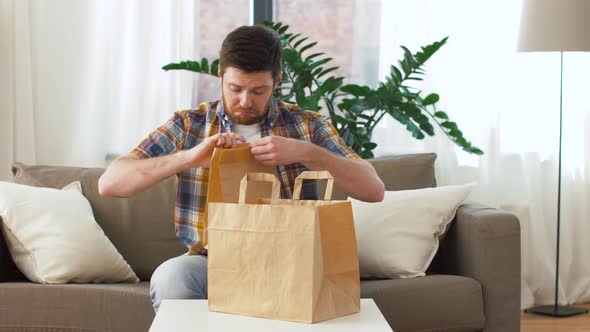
[{"xmin": 149, "ymin": 254, "xmax": 208, "ymax": 312}]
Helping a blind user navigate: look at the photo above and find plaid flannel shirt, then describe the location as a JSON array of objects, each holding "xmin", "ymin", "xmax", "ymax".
[{"xmin": 131, "ymin": 98, "xmax": 360, "ymax": 254}]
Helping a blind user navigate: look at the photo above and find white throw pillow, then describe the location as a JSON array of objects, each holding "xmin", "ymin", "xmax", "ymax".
[
  {"xmin": 0, "ymin": 181, "xmax": 139, "ymax": 284},
  {"xmin": 349, "ymin": 183, "xmax": 475, "ymax": 279}
]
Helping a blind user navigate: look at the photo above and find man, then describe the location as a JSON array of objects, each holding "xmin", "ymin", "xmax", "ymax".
[{"xmin": 98, "ymin": 25, "xmax": 384, "ymax": 312}]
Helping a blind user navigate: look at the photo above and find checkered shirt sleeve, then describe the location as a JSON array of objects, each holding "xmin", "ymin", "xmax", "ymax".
[
  {"xmin": 131, "ymin": 112, "xmax": 187, "ymax": 158},
  {"xmin": 312, "ymin": 115, "xmax": 361, "ymax": 160}
]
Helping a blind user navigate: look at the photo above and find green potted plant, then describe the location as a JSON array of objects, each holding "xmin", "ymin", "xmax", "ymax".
[{"xmin": 163, "ymin": 22, "xmax": 483, "ymax": 158}]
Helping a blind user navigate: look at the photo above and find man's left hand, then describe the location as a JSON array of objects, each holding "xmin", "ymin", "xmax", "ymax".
[{"xmin": 249, "ymin": 136, "xmax": 308, "ymax": 166}]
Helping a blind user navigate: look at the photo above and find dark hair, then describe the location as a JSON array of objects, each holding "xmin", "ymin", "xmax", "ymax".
[{"xmin": 219, "ymin": 25, "xmax": 283, "ymax": 81}]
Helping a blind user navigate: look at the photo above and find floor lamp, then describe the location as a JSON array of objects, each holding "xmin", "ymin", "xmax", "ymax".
[{"xmin": 517, "ymin": 0, "xmax": 590, "ymax": 317}]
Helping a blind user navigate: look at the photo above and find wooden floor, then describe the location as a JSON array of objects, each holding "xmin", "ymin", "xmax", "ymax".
[{"xmin": 521, "ymin": 304, "xmax": 590, "ymax": 332}]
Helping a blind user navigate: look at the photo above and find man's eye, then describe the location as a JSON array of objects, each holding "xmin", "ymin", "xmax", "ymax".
[
  {"xmin": 253, "ymin": 90, "xmax": 265, "ymax": 95},
  {"xmin": 230, "ymin": 87, "xmax": 241, "ymax": 92}
]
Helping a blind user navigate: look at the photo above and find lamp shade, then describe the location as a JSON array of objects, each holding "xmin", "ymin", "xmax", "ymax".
[{"xmin": 517, "ymin": 0, "xmax": 590, "ymax": 52}]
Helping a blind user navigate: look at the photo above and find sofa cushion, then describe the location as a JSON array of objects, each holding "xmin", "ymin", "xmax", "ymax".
[
  {"xmin": 0, "ymin": 282, "xmax": 153, "ymax": 332},
  {"xmin": 351, "ymin": 183, "xmax": 474, "ymax": 279},
  {"xmin": 0, "ymin": 181, "xmax": 139, "ymax": 284},
  {"xmin": 361, "ymin": 275, "xmax": 485, "ymax": 332},
  {"xmin": 370, "ymin": 153, "xmax": 437, "ymax": 190},
  {"xmin": 11, "ymin": 163, "xmax": 187, "ymax": 281}
]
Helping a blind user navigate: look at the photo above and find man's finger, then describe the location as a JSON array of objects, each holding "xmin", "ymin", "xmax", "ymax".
[
  {"xmin": 253, "ymin": 153, "xmax": 276, "ymax": 161},
  {"xmin": 256, "ymin": 155, "xmax": 278, "ymax": 166},
  {"xmin": 230, "ymin": 135, "xmax": 238, "ymax": 148},
  {"xmin": 217, "ymin": 134, "xmax": 226, "ymax": 147},
  {"xmin": 203, "ymin": 134, "xmax": 218, "ymax": 148},
  {"xmin": 249, "ymin": 136, "xmax": 271, "ymax": 147},
  {"xmin": 230, "ymin": 133, "xmax": 247, "ymax": 143},
  {"xmin": 222, "ymin": 134, "xmax": 233, "ymax": 148},
  {"xmin": 250, "ymin": 144, "xmax": 273, "ymax": 155}
]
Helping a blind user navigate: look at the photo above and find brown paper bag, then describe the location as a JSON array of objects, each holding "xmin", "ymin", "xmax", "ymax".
[
  {"xmin": 207, "ymin": 171, "xmax": 360, "ymax": 323},
  {"xmin": 203, "ymin": 145, "xmax": 277, "ymax": 247}
]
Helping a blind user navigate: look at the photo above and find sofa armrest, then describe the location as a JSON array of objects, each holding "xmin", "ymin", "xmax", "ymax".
[{"xmin": 432, "ymin": 202, "xmax": 521, "ymax": 332}]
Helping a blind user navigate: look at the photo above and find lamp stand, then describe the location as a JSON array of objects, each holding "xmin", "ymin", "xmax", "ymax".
[{"xmin": 525, "ymin": 52, "xmax": 588, "ymax": 317}]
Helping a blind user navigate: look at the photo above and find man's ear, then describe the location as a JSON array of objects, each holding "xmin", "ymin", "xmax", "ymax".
[
  {"xmin": 217, "ymin": 69, "xmax": 222, "ymax": 78},
  {"xmin": 274, "ymin": 72, "xmax": 283, "ymax": 86}
]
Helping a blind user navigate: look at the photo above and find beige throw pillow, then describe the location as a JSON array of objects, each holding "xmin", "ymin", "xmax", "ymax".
[
  {"xmin": 349, "ymin": 183, "xmax": 475, "ymax": 279},
  {"xmin": 0, "ymin": 181, "xmax": 139, "ymax": 284}
]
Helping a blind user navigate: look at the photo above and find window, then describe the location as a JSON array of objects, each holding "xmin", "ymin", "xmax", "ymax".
[
  {"xmin": 275, "ymin": 0, "xmax": 381, "ymax": 87},
  {"xmin": 192, "ymin": 0, "xmax": 250, "ymax": 105}
]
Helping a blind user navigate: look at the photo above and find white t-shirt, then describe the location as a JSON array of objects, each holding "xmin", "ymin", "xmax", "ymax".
[{"xmin": 232, "ymin": 123, "xmax": 262, "ymax": 143}]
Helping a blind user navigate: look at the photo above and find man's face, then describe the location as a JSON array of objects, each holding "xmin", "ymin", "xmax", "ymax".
[{"xmin": 219, "ymin": 67, "xmax": 280, "ymax": 125}]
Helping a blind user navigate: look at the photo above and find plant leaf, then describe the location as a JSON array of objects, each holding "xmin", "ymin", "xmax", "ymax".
[
  {"xmin": 318, "ymin": 66, "xmax": 339, "ymax": 78},
  {"xmin": 293, "ymin": 37, "xmax": 309, "ymax": 49},
  {"xmin": 210, "ymin": 59, "xmax": 219, "ymax": 75},
  {"xmin": 308, "ymin": 58, "xmax": 332, "ymax": 69},
  {"xmin": 434, "ymin": 111, "xmax": 449, "ymax": 119},
  {"xmin": 288, "ymin": 33, "xmax": 302, "ymax": 43},
  {"xmin": 299, "ymin": 41, "xmax": 318, "ymax": 54},
  {"xmin": 200, "ymin": 58, "xmax": 209, "ymax": 73},
  {"xmin": 278, "ymin": 25, "xmax": 289, "ymax": 34},
  {"xmin": 318, "ymin": 77, "xmax": 343, "ymax": 94},
  {"xmin": 283, "ymin": 48, "xmax": 298, "ymax": 63},
  {"xmin": 162, "ymin": 61, "xmax": 202, "ymax": 72},
  {"xmin": 305, "ymin": 52, "xmax": 325, "ymax": 61},
  {"xmin": 340, "ymin": 84, "xmax": 371, "ymax": 97},
  {"xmin": 362, "ymin": 142, "xmax": 378, "ymax": 150},
  {"xmin": 311, "ymin": 66, "xmax": 323, "ymax": 77},
  {"xmin": 441, "ymin": 121, "xmax": 458, "ymax": 130},
  {"xmin": 422, "ymin": 93, "xmax": 440, "ymax": 106}
]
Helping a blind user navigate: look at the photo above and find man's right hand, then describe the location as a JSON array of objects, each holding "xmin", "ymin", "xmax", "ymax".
[
  {"xmin": 98, "ymin": 132, "xmax": 245, "ymax": 198},
  {"xmin": 187, "ymin": 133, "xmax": 246, "ymax": 167}
]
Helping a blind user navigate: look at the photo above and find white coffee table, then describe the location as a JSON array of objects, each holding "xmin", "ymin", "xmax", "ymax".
[{"xmin": 149, "ymin": 299, "xmax": 393, "ymax": 332}]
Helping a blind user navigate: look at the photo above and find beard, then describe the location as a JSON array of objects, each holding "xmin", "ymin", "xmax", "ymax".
[{"xmin": 221, "ymin": 92, "xmax": 271, "ymax": 125}]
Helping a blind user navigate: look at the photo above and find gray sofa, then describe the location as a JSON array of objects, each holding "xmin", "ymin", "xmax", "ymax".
[{"xmin": 0, "ymin": 154, "xmax": 521, "ymax": 332}]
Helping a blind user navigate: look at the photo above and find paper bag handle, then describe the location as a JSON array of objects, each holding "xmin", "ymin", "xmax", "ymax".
[
  {"xmin": 292, "ymin": 171, "xmax": 334, "ymax": 201},
  {"xmin": 238, "ymin": 173, "xmax": 281, "ymax": 203}
]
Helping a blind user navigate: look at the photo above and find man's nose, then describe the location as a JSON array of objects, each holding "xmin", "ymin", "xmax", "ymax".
[{"xmin": 239, "ymin": 92, "xmax": 253, "ymax": 109}]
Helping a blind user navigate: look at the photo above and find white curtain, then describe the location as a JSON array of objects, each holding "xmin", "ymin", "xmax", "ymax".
[
  {"xmin": 376, "ymin": 0, "xmax": 590, "ymax": 308},
  {"xmin": 0, "ymin": 0, "xmax": 198, "ymax": 180}
]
